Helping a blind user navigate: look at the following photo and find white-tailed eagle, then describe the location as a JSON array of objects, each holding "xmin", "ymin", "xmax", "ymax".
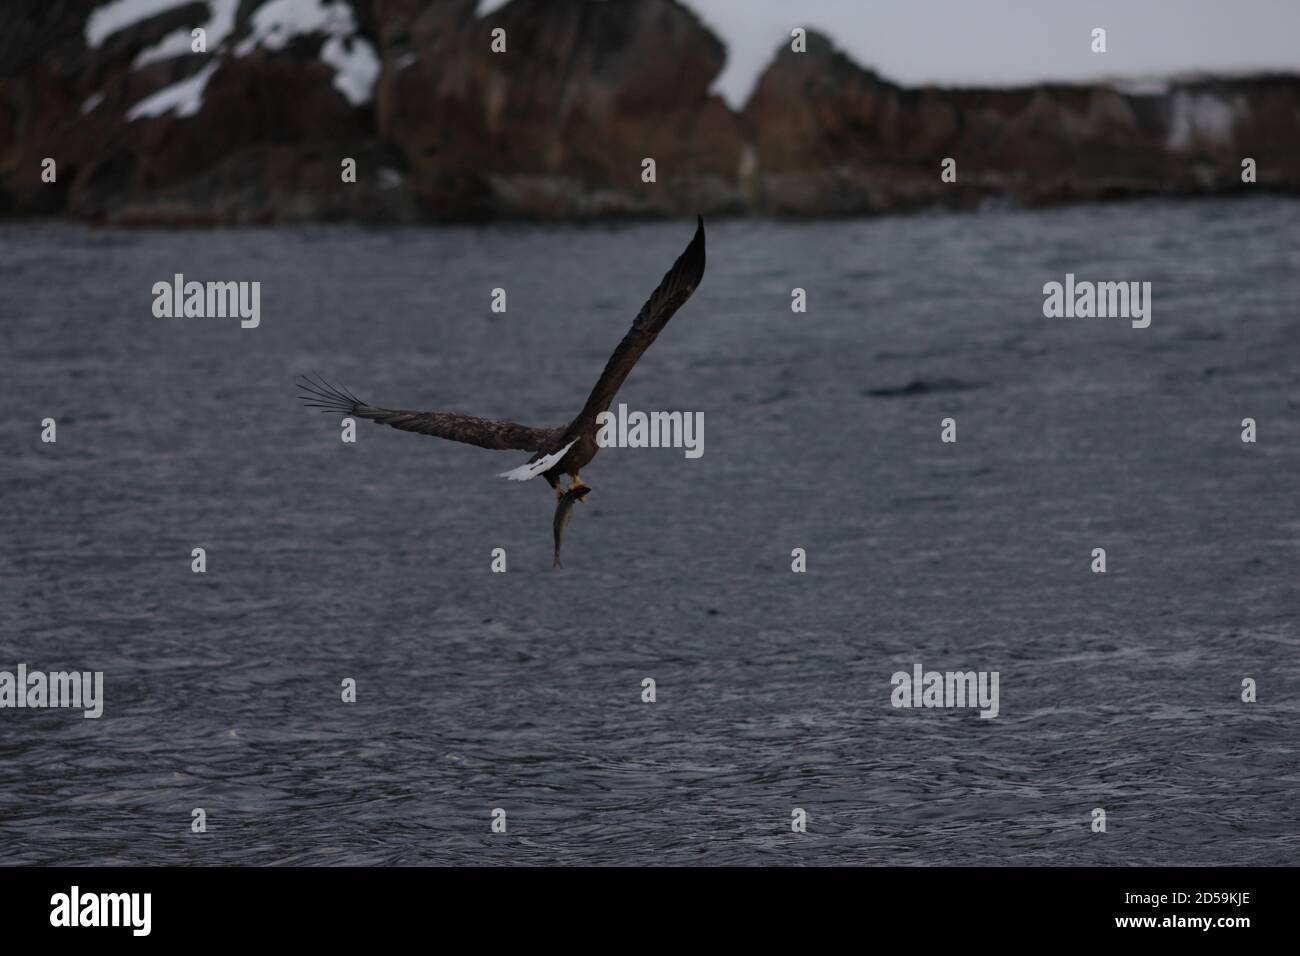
[{"xmin": 298, "ymin": 217, "xmax": 706, "ymax": 565}]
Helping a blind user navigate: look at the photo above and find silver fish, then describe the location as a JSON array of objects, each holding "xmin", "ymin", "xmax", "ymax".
[{"xmin": 552, "ymin": 485, "xmax": 591, "ymax": 568}]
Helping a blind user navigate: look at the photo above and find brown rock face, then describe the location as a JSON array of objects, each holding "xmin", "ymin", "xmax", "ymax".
[
  {"xmin": 741, "ymin": 30, "xmax": 1300, "ymax": 215},
  {"xmin": 0, "ymin": 2, "xmax": 1297, "ymax": 223},
  {"xmin": 372, "ymin": 0, "xmax": 746, "ymax": 218},
  {"xmin": 0, "ymin": 0, "xmax": 388, "ymax": 223}
]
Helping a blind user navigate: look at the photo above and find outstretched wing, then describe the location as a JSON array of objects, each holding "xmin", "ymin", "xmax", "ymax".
[
  {"xmin": 298, "ymin": 376, "xmax": 562, "ymax": 452},
  {"xmin": 572, "ymin": 216, "xmax": 706, "ymax": 427}
]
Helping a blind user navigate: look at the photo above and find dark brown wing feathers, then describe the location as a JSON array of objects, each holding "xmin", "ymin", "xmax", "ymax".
[
  {"xmin": 298, "ymin": 217, "xmax": 705, "ymax": 458},
  {"xmin": 574, "ymin": 216, "xmax": 706, "ymax": 426},
  {"xmin": 297, "ymin": 375, "xmax": 561, "ymax": 452}
]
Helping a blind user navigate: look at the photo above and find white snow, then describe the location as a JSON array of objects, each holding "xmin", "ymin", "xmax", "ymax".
[
  {"xmin": 86, "ymin": 0, "xmax": 187, "ymax": 47},
  {"xmin": 206, "ymin": 0, "xmax": 240, "ymax": 48},
  {"xmin": 1167, "ymin": 91, "xmax": 1239, "ymax": 149},
  {"xmin": 235, "ymin": 0, "xmax": 357, "ymax": 55},
  {"xmin": 92, "ymin": 0, "xmax": 377, "ymax": 121},
  {"xmin": 134, "ymin": 0, "xmax": 240, "ymax": 67},
  {"xmin": 126, "ymin": 60, "xmax": 218, "ymax": 119},
  {"xmin": 133, "ymin": 27, "xmax": 194, "ymax": 68},
  {"xmin": 234, "ymin": 0, "xmax": 378, "ymax": 105},
  {"xmin": 320, "ymin": 34, "xmax": 381, "ymax": 106}
]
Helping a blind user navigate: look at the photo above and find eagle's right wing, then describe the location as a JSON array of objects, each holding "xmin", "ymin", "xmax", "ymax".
[
  {"xmin": 298, "ymin": 376, "xmax": 562, "ymax": 452},
  {"xmin": 570, "ymin": 216, "xmax": 706, "ymax": 429}
]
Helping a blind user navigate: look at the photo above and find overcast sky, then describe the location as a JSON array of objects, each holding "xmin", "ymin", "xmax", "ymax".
[{"xmin": 480, "ymin": 0, "xmax": 1300, "ymax": 107}]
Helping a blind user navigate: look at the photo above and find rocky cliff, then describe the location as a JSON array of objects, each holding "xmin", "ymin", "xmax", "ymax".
[
  {"xmin": 2, "ymin": 0, "xmax": 1296, "ymax": 224},
  {"xmin": 742, "ymin": 32, "xmax": 1300, "ymax": 215}
]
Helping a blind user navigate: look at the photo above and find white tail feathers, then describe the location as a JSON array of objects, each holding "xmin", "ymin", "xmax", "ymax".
[{"xmin": 496, "ymin": 440, "xmax": 577, "ymax": 481}]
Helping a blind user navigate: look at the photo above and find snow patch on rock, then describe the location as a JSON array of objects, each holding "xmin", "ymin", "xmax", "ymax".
[
  {"xmin": 86, "ymin": 0, "xmax": 188, "ymax": 47},
  {"xmin": 126, "ymin": 60, "xmax": 219, "ymax": 119},
  {"xmin": 321, "ymin": 34, "xmax": 381, "ymax": 106},
  {"xmin": 91, "ymin": 0, "xmax": 377, "ymax": 121},
  {"xmin": 1167, "ymin": 91, "xmax": 1239, "ymax": 150},
  {"xmin": 234, "ymin": 0, "xmax": 378, "ymax": 105}
]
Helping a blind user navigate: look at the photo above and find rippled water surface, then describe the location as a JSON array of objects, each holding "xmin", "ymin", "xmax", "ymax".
[{"xmin": 1, "ymin": 198, "xmax": 1298, "ymax": 865}]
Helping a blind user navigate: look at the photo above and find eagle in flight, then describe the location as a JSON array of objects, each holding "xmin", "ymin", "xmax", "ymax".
[{"xmin": 298, "ymin": 217, "xmax": 706, "ymax": 565}]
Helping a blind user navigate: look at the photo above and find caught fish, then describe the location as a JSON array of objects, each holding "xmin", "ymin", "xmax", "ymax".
[{"xmin": 552, "ymin": 485, "xmax": 591, "ymax": 568}]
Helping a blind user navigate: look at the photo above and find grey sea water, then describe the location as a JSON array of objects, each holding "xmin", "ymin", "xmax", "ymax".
[{"xmin": 1, "ymin": 197, "xmax": 1297, "ymax": 865}]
